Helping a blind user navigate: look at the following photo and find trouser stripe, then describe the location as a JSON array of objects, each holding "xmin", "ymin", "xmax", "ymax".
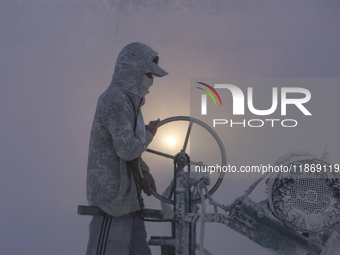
[
  {"xmin": 96, "ymin": 215, "xmax": 112, "ymax": 255},
  {"xmin": 102, "ymin": 216, "xmax": 113, "ymax": 255}
]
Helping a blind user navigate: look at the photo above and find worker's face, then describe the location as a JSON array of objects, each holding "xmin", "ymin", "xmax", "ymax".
[{"xmin": 141, "ymin": 73, "xmax": 154, "ymax": 97}]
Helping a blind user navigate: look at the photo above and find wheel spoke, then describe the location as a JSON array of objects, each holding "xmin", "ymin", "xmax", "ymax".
[
  {"xmin": 146, "ymin": 148, "xmax": 175, "ymax": 160},
  {"xmin": 182, "ymin": 121, "xmax": 193, "ymax": 153}
]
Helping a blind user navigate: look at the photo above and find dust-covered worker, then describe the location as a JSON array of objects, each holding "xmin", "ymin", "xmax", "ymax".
[{"xmin": 86, "ymin": 42, "xmax": 168, "ymax": 255}]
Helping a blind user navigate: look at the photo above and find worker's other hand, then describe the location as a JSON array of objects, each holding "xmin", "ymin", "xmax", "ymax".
[
  {"xmin": 139, "ymin": 172, "xmax": 156, "ymax": 196},
  {"xmin": 145, "ymin": 119, "xmax": 161, "ymax": 137}
]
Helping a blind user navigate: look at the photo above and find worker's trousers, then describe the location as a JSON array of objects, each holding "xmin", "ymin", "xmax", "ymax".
[{"xmin": 86, "ymin": 212, "xmax": 151, "ymax": 255}]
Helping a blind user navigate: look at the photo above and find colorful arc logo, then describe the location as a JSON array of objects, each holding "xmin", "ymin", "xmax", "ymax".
[{"xmin": 196, "ymin": 82, "xmax": 222, "ymax": 115}]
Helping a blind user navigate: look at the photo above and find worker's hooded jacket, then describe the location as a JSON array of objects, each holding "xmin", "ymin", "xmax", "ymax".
[{"xmin": 87, "ymin": 42, "xmax": 158, "ymax": 216}]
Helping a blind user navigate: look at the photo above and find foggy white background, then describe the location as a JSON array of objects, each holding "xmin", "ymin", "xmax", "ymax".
[{"xmin": 1, "ymin": 0, "xmax": 340, "ymax": 254}]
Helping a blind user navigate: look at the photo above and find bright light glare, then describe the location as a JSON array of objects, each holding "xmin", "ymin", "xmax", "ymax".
[{"xmin": 166, "ymin": 137, "xmax": 176, "ymax": 145}]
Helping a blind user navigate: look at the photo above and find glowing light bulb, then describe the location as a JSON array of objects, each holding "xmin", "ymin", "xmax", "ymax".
[{"xmin": 167, "ymin": 137, "xmax": 176, "ymax": 145}]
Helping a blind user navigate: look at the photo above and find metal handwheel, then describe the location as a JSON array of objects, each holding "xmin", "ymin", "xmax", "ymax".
[{"xmin": 146, "ymin": 116, "xmax": 226, "ymax": 205}]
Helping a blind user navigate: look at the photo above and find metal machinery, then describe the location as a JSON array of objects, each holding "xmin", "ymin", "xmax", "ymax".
[{"xmin": 79, "ymin": 116, "xmax": 340, "ymax": 255}]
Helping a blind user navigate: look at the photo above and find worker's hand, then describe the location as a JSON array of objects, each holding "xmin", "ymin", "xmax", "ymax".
[
  {"xmin": 145, "ymin": 119, "xmax": 161, "ymax": 137},
  {"xmin": 139, "ymin": 171, "xmax": 156, "ymax": 196}
]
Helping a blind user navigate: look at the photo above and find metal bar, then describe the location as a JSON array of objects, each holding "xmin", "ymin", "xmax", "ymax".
[
  {"xmin": 141, "ymin": 209, "xmax": 165, "ymax": 220},
  {"xmin": 175, "ymin": 170, "xmax": 190, "ymax": 255},
  {"xmin": 188, "ymin": 161, "xmax": 205, "ymax": 166},
  {"xmin": 78, "ymin": 206, "xmax": 165, "ymax": 220},
  {"xmin": 149, "ymin": 237, "xmax": 176, "ymax": 247},
  {"xmin": 147, "ymin": 148, "xmax": 175, "ymax": 160},
  {"xmin": 78, "ymin": 205, "xmax": 106, "ymax": 216},
  {"xmin": 168, "ymin": 182, "xmax": 175, "ymax": 200},
  {"xmin": 184, "ymin": 213, "xmax": 230, "ymax": 224}
]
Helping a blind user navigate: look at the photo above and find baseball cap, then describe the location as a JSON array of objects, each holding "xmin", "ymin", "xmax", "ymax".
[{"xmin": 147, "ymin": 56, "xmax": 169, "ymax": 77}]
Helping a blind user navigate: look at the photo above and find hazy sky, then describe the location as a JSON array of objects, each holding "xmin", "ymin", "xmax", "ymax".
[{"xmin": 1, "ymin": 1, "xmax": 340, "ymax": 255}]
